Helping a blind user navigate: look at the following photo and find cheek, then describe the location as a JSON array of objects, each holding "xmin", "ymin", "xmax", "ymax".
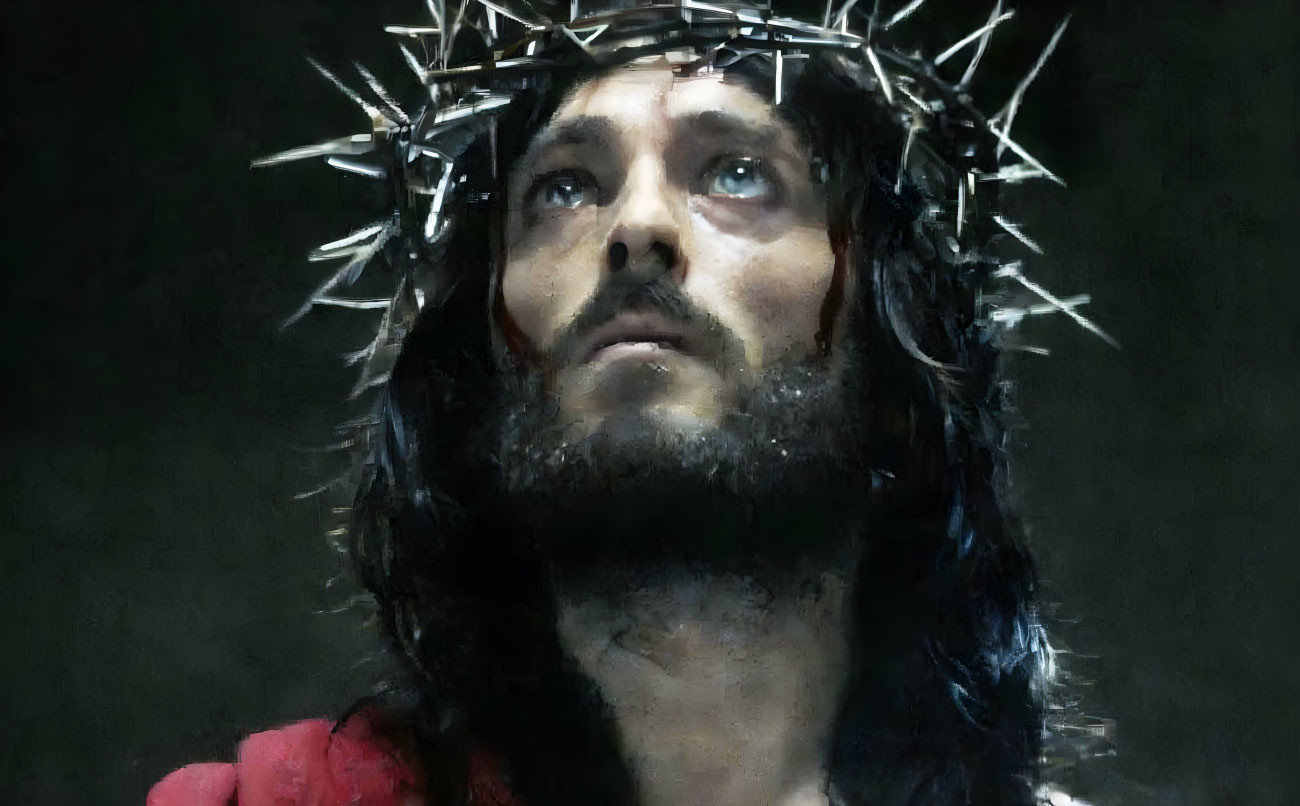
[
  {"xmin": 502, "ymin": 209, "xmax": 603, "ymax": 349},
  {"xmin": 693, "ymin": 224, "xmax": 837, "ymax": 366}
]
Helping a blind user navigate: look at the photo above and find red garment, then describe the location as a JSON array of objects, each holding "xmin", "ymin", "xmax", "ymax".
[{"xmin": 147, "ymin": 709, "xmax": 517, "ymax": 806}]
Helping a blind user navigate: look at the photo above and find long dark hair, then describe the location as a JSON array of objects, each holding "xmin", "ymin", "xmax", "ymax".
[{"xmin": 351, "ymin": 46, "xmax": 1050, "ymax": 806}]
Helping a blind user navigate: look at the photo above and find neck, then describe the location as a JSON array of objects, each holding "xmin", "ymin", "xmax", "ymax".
[{"xmin": 554, "ymin": 555, "xmax": 855, "ymax": 806}]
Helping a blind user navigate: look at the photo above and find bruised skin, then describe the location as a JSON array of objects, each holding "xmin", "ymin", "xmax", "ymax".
[{"xmin": 501, "ymin": 60, "xmax": 841, "ymax": 438}]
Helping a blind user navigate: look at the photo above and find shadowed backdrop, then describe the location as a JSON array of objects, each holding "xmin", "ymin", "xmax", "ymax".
[{"xmin": 1, "ymin": 0, "xmax": 1295, "ymax": 803}]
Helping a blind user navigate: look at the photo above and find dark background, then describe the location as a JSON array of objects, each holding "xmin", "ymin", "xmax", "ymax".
[{"xmin": 2, "ymin": 0, "xmax": 1295, "ymax": 803}]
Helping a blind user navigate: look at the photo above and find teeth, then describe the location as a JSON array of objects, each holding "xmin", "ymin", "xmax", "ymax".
[{"xmin": 591, "ymin": 338, "xmax": 680, "ymax": 354}]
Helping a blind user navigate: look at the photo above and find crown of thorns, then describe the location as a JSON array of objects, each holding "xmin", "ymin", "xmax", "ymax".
[{"xmin": 256, "ymin": 0, "xmax": 1113, "ymax": 409}]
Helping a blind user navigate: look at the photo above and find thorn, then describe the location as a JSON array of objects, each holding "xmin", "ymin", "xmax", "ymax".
[
  {"xmin": 831, "ymin": 0, "xmax": 864, "ymax": 30},
  {"xmin": 934, "ymin": 10, "xmax": 1014, "ymax": 67},
  {"xmin": 959, "ymin": 0, "xmax": 1003, "ymax": 87},
  {"xmin": 342, "ymin": 347, "xmax": 376, "ymax": 368},
  {"xmin": 559, "ymin": 22, "xmax": 610, "ymax": 49},
  {"xmin": 313, "ymin": 297, "xmax": 392, "ymax": 310},
  {"xmin": 283, "ymin": 222, "xmax": 397, "ymax": 330},
  {"xmin": 1011, "ymin": 345, "xmax": 1051, "ymax": 356},
  {"xmin": 990, "ymin": 293, "xmax": 1090, "ymax": 327},
  {"xmin": 314, "ymin": 223, "xmax": 385, "ymax": 255},
  {"xmin": 993, "ymin": 215, "xmax": 1043, "ymax": 254},
  {"xmin": 424, "ymin": 161, "xmax": 456, "ymax": 241},
  {"xmin": 864, "ymin": 46, "xmax": 894, "ymax": 105},
  {"xmin": 325, "ymin": 155, "xmax": 387, "ymax": 179},
  {"xmin": 976, "ymin": 164, "xmax": 1049, "ymax": 184},
  {"xmin": 994, "ymin": 262, "xmax": 1120, "ymax": 348},
  {"xmin": 349, "ymin": 370, "xmax": 392, "ymax": 401},
  {"xmin": 985, "ymin": 121, "xmax": 1066, "ymax": 187},
  {"xmin": 473, "ymin": 0, "xmax": 535, "ymax": 28},
  {"xmin": 994, "ymin": 15, "xmax": 1071, "ymax": 159},
  {"xmin": 384, "ymin": 24, "xmax": 441, "ymax": 37},
  {"xmin": 306, "ymin": 57, "xmax": 393, "ymax": 126},
  {"xmin": 398, "ymin": 43, "xmax": 429, "ymax": 82},
  {"xmin": 774, "ymin": 50, "xmax": 783, "ymax": 105},
  {"xmin": 881, "ymin": 0, "xmax": 926, "ymax": 30},
  {"xmin": 293, "ymin": 473, "xmax": 352, "ymax": 500},
  {"xmin": 354, "ymin": 62, "xmax": 411, "ymax": 125},
  {"xmin": 895, "ymin": 123, "xmax": 918, "ymax": 193},
  {"xmin": 425, "ymin": 0, "xmax": 445, "ymax": 31},
  {"xmin": 956, "ymin": 177, "xmax": 966, "ymax": 239},
  {"xmin": 250, "ymin": 133, "xmax": 375, "ymax": 169}
]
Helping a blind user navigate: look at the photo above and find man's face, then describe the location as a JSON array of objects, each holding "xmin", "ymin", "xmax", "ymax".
[{"xmin": 501, "ymin": 60, "xmax": 842, "ymax": 440}]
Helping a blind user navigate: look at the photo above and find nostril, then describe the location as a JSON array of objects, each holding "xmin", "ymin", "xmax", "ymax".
[
  {"xmin": 646, "ymin": 241, "xmax": 674, "ymax": 270},
  {"xmin": 607, "ymin": 242, "xmax": 629, "ymax": 271}
]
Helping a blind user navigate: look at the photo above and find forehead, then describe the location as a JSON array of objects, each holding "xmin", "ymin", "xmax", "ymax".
[
  {"xmin": 558, "ymin": 61, "xmax": 765, "ymax": 118},
  {"xmin": 543, "ymin": 61, "xmax": 797, "ymax": 149}
]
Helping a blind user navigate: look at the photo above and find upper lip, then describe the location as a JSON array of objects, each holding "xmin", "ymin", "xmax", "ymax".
[{"xmin": 580, "ymin": 312, "xmax": 690, "ymax": 363}]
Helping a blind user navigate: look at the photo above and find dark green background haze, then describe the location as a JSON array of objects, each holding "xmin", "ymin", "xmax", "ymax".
[{"xmin": 2, "ymin": 0, "xmax": 1295, "ymax": 803}]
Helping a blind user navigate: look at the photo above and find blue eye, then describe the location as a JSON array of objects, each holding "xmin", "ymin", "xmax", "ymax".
[
  {"xmin": 707, "ymin": 157, "xmax": 771, "ymax": 200},
  {"xmin": 540, "ymin": 173, "xmax": 588, "ymax": 209}
]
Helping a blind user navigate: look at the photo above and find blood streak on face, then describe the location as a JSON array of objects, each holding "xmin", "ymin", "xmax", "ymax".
[{"xmin": 501, "ymin": 60, "xmax": 845, "ymax": 440}]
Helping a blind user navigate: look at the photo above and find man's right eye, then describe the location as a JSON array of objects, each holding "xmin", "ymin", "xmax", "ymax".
[{"xmin": 537, "ymin": 172, "xmax": 590, "ymax": 209}]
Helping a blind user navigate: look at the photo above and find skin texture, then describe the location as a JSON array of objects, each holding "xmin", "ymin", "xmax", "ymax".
[
  {"xmin": 501, "ymin": 59, "xmax": 841, "ymax": 438},
  {"xmin": 554, "ymin": 566, "xmax": 853, "ymax": 806},
  {"xmin": 499, "ymin": 62, "xmax": 857, "ymax": 806}
]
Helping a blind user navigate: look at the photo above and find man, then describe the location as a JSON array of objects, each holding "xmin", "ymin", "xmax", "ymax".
[{"xmin": 153, "ymin": 2, "xmax": 1080, "ymax": 804}]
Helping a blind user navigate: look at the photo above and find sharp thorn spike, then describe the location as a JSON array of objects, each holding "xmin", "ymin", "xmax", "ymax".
[
  {"xmin": 250, "ymin": 133, "xmax": 375, "ymax": 168},
  {"xmin": 282, "ymin": 222, "xmax": 397, "ymax": 330},
  {"xmin": 882, "ymin": 0, "xmax": 926, "ymax": 30},
  {"xmin": 995, "ymin": 15, "xmax": 1071, "ymax": 159},
  {"xmin": 326, "ymin": 155, "xmax": 387, "ymax": 179},
  {"xmin": 895, "ymin": 123, "xmax": 917, "ymax": 193},
  {"xmin": 293, "ymin": 473, "xmax": 351, "ymax": 500},
  {"xmin": 993, "ymin": 215, "xmax": 1044, "ymax": 254},
  {"xmin": 423, "ymin": 162, "xmax": 456, "ymax": 241},
  {"xmin": 959, "ymin": 0, "xmax": 1003, "ymax": 87},
  {"xmin": 384, "ymin": 24, "xmax": 441, "ymax": 37},
  {"xmin": 353, "ymin": 62, "xmax": 411, "ymax": 125},
  {"xmin": 398, "ymin": 43, "xmax": 429, "ymax": 82},
  {"xmin": 864, "ymin": 46, "xmax": 894, "ymax": 105},
  {"xmin": 306, "ymin": 56, "xmax": 392, "ymax": 125},
  {"xmin": 832, "ymin": 0, "xmax": 864, "ymax": 30},
  {"xmin": 986, "ymin": 122, "xmax": 1066, "ymax": 187},
  {"xmin": 934, "ymin": 10, "xmax": 1014, "ymax": 67},
  {"xmin": 317, "ymin": 223, "xmax": 386, "ymax": 253},
  {"xmin": 995, "ymin": 262, "xmax": 1119, "ymax": 348},
  {"xmin": 349, "ymin": 370, "xmax": 392, "ymax": 401},
  {"xmin": 474, "ymin": 0, "xmax": 536, "ymax": 28},
  {"xmin": 313, "ymin": 297, "xmax": 393, "ymax": 310}
]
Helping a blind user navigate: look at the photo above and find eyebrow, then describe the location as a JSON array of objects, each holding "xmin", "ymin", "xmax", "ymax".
[
  {"xmin": 670, "ymin": 110, "xmax": 788, "ymax": 153},
  {"xmin": 516, "ymin": 116, "xmax": 621, "ymax": 176}
]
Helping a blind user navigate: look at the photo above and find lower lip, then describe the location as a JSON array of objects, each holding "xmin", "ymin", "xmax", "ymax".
[{"xmin": 588, "ymin": 342, "xmax": 680, "ymax": 364}]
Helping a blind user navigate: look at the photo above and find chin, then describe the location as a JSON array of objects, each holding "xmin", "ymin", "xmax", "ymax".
[{"xmin": 571, "ymin": 400, "xmax": 725, "ymax": 445}]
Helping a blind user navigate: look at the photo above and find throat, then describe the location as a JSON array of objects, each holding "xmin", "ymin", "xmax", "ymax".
[{"xmin": 554, "ymin": 561, "xmax": 854, "ymax": 806}]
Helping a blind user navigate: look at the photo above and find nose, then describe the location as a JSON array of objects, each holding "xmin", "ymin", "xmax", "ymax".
[{"xmin": 605, "ymin": 154, "xmax": 686, "ymax": 281}]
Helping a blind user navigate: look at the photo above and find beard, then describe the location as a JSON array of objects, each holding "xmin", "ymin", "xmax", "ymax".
[{"xmin": 468, "ymin": 281, "xmax": 872, "ymax": 572}]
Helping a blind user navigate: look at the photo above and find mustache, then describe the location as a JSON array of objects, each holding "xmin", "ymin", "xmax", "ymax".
[{"xmin": 547, "ymin": 275, "xmax": 747, "ymax": 373}]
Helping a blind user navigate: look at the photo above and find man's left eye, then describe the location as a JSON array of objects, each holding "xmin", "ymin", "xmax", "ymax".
[{"xmin": 705, "ymin": 157, "xmax": 772, "ymax": 200}]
